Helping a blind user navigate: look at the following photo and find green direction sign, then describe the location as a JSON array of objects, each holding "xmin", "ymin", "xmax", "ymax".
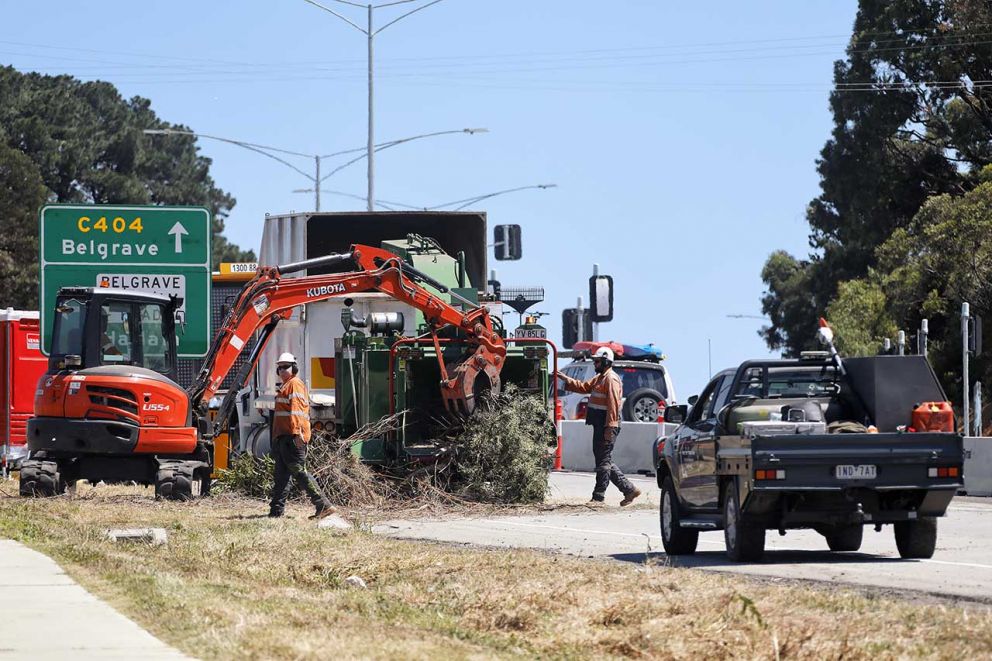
[{"xmin": 40, "ymin": 205, "xmax": 211, "ymax": 358}]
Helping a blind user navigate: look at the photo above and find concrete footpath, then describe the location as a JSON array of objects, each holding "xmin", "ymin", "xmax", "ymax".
[{"xmin": 0, "ymin": 540, "xmax": 188, "ymax": 659}]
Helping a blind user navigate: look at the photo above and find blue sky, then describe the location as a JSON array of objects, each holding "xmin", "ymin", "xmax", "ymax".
[{"xmin": 2, "ymin": 0, "xmax": 859, "ymax": 397}]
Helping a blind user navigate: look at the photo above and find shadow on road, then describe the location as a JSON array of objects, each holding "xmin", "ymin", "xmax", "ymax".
[{"xmin": 609, "ymin": 549, "xmax": 910, "ymax": 568}]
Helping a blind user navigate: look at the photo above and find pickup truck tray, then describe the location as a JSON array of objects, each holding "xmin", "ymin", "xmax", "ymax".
[
  {"xmin": 719, "ymin": 432, "xmax": 962, "ymax": 489},
  {"xmin": 717, "ymin": 432, "xmax": 963, "ymax": 524}
]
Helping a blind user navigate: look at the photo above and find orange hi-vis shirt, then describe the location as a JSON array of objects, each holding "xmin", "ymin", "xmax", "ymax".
[
  {"xmin": 273, "ymin": 375, "xmax": 311, "ymax": 442},
  {"xmin": 562, "ymin": 368, "xmax": 623, "ymax": 428}
]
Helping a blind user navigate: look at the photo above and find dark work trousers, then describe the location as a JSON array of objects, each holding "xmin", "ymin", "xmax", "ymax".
[
  {"xmin": 269, "ymin": 435, "xmax": 328, "ymax": 515},
  {"xmin": 591, "ymin": 424, "xmax": 634, "ymax": 500}
]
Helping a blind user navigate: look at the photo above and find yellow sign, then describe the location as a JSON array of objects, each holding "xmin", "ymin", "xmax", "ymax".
[
  {"xmin": 311, "ymin": 357, "xmax": 336, "ymax": 389},
  {"xmin": 220, "ymin": 262, "xmax": 259, "ymax": 275}
]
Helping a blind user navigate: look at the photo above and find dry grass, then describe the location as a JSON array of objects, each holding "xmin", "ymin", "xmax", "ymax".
[{"xmin": 2, "ymin": 479, "xmax": 992, "ymax": 660}]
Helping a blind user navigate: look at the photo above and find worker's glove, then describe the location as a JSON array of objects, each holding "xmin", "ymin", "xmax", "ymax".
[
  {"xmin": 604, "ymin": 427, "xmax": 619, "ymax": 443},
  {"xmin": 293, "ymin": 435, "xmax": 306, "ymax": 451}
]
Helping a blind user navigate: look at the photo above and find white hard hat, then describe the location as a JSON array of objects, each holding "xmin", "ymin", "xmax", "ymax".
[
  {"xmin": 592, "ymin": 347, "xmax": 614, "ymax": 363},
  {"xmin": 276, "ymin": 352, "xmax": 297, "ymax": 365}
]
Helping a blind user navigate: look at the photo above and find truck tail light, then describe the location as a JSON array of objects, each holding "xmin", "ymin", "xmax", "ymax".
[
  {"xmin": 656, "ymin": 399, "xmax": 667, "ymax": 423},
  {"xmin": 928, "ymin": 466, "xmax": 961, "ymax": 478},
  {"xmin": 755, "ymin": 469, "xmax": 786, "ymax": 480},
  {"xmin": 576, "ymin": 399, "xmax": 588, "ymax": 419}
]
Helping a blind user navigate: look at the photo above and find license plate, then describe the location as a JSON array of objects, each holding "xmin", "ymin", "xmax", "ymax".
[
  {"xmin": 835, "ymin": 464, "xmax": 877, "ymax": 479},
  {"xmin": 514, "ymin": 327, "xmax": 547, "ymax": 339}
]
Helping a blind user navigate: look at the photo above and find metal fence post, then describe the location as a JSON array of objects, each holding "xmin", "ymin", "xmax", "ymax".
[{"xmin": 975, "ymin": 382, "xmax": 983, "ymax": 437}]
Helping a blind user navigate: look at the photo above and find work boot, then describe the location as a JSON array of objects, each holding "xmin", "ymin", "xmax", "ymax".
[
  {"xmin": 588, "ymin": 495, "xmax": 606, "ymax": 507},
  {"xmin": 308, "ymin": 502, "xmax": 337, "ymax": 520},
  {"xmin": 620, "ymin": 487, "xmax": 642, "ymax": 507},
  {"xmin": 268, "ymin": 510, "xmax": 283, "ymax": 518}
]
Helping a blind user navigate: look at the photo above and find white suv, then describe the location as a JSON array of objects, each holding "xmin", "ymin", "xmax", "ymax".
[{"xmin": 557, "ymin": 358, "xmax": 677, "ymax": 423}]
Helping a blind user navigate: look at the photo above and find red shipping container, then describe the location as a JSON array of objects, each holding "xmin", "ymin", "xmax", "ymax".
[{"xmin": 1, "ymin": 309, "xmax": 48, "ymax": 470}]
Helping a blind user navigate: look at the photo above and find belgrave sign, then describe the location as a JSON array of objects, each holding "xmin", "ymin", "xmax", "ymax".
[{"xmin": 40, "ymin": 205, "xmax": 211, "ymax": 358}]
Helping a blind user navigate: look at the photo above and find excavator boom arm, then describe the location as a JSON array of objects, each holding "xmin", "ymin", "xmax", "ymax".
[{"xmin": 190, "ymin": 245, "xmax": 505, "ymax": 427}]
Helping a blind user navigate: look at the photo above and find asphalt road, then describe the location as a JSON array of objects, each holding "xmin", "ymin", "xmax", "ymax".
[{"xmin": 377, "ymin": 472, "xmax": 992, "ymax": 602}]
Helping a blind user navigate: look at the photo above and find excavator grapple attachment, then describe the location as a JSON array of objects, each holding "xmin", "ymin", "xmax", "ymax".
[{"xmin": 441, "ymin": 347, "xmax": 503, "ymax": 416}]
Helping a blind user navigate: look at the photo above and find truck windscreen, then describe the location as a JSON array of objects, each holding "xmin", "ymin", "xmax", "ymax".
[{"xmin": 737, "ymin": 366, "xmax": 841, "ymax": 399}]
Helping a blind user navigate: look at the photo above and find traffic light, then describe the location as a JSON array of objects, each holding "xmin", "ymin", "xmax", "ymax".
[
  {"xmin": 588, "ymin": 275, "xmax": 614, "ymax": 323},
  {"xmin": 493, "ymin": 224, "xmax": 522, "ymax": 261},
  {"xmin": 562, "ymin": 308, "xmax": 593, "ymax": 349}
]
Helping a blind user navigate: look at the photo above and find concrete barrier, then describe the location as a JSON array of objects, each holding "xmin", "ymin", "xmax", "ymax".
[
  {"xmin": 563, "ymin": 428, "xmax": 992, "ymax": 495},
  {"xmin": 560, "ymin": 421, "xmax": 679, "ymax": 474},
  {"xmin": 964, "ymin": 436, "xmax": 992, "ymax": 496}
]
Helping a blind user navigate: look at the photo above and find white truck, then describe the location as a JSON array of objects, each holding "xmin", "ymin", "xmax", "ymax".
[{"xmin": 228, "ymin": 211, "xmax": 512, "ymax": 456}]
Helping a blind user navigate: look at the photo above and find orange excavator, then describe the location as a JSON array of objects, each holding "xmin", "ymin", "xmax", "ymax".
[{"xmin": 20, "ymin": 244, "xmax": 506, "ymax": 498}]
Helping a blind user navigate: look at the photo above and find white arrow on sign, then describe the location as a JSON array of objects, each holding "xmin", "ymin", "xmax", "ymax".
[{"xmin": 168, "ymin": 221, "xmax": 189, "ymax": 254}]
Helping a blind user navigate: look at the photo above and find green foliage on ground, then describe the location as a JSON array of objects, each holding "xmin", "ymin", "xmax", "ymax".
[
  {"xmin": 450, "ymin": 386, "xmax": 554, "ymax": 504},
  {"xmin": 214, "ymin": 454, "xmax": 274, "ymax": 499}
]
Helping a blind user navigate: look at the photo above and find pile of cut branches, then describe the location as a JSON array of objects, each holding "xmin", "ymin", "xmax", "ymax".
[
  {"xmin": 433, "ymin": 385, "xmax": 555, "ymax": 504},
  {"xmin": 217, "ymin": 386, "xmax": 554, "ymax": 508}
]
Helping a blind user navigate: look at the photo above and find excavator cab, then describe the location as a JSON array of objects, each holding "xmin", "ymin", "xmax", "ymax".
[{"xmin": 48, "ymin": 287, "xmax": 180, "ymax": 381}]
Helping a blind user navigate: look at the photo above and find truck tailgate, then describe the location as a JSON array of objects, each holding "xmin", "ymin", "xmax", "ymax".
[{"xmin": 750, "ymin": 432, "xmax": 963, "ymax": 491}]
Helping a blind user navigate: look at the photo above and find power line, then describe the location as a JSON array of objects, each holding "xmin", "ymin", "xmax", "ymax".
[{"xmin": 7, "ymin": 28, "xmax": 992, "ymax": 78}]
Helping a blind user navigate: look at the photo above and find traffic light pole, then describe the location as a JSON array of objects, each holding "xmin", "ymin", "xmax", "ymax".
[
  {"xmin": 576, "ymin": 297, "xmax": 585, "ymax": 343},
  {"xmin": 963, "ymin": 302, "xmax": 970, "ymax": 435},
  {"xmin": 592, "ymin": 264, "xmax": 600, "ymax": 341}
]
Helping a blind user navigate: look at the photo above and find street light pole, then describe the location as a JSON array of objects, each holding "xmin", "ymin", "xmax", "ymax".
[
  {"xmin": 144, "ymin": 127, "xmax": 484, "ymax": 212},
  {"xmin": 304, "ymin": 0, "xmax": 448, "ymax": 212},
  {"xmin": 315, "ymin": 155, "xmax": 321, "ymax": 212},
  {"xmin": 424, "ymin": 184, "xmax": 558, "ymax": 211},
  {"xmin": 309, "ymin": 183, "xmax": 558, "ymax": 213},
  {"xmin": 367, "ymin": 3, "xmax": 375, "ymax": 212}
]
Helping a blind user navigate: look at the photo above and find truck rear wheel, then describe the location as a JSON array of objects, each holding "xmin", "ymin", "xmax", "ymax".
[
  {"xmin": 824, "ymin": 524, "xmax": 864, "ymax": 552},
  {"xmin": 894, "ymin": 517, "xmax": 937, "ymax": 559},
  {"xmin": 19, "ymin": 460, "xmax": 65, "ymax": 498},
  {"xmin": 660, "ymin": 477, "xmax": 698, "ymax": 555},
  {"xmin": 723, "ymin": 481, "xmax": 765, "ymax": 562}
]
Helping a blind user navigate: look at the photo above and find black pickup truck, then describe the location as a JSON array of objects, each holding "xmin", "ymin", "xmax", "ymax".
[{"xmin": 656, "ymin": 354, "xmax": 963, "ymax": 561}]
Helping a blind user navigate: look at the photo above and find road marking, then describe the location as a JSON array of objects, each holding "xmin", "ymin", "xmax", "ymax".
[
  {"xmin": 948, "ymin": 506, "xmax": 992, "ymax": 514},
  {"xmin": 494, "ymin": 519, "xmax": 724, "ymax": 545},
  {"xmin": 499, "ymin": 519, "xmax": 659, "ymax": 539},
  {"xmin": 921, "ymin": 559, "xmax": 992, "ymax": 570},
  {"xmin": 489, "ymin": 520, "xmax": 992, "ymax": 565}
]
